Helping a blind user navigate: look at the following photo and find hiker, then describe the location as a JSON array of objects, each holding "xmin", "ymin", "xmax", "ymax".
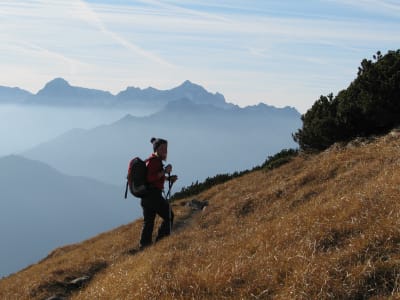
[{"xmin": 139, "ymin": 137, "xmax": 178, "ymax": 249}]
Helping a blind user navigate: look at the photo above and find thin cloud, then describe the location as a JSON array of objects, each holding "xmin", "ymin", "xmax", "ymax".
[
  {"xmin": 137, "ymin": 0, "xmax": 230, "ymax": 22},
  {"xmin": 23, "ymin": 41, "xmax": 90, "ymax": 69},
  {"xmin": 82, "ymin": 1, "xmax": 399, "ymax": 44},
  {"xmin": 74, "ymin": 0, "xmax": 176, "ymax": 67},
  {"xmin": 3, "ymin": 40, "xmax": 92, "ymax": 79},
  {"xmin": 329, "ymin": 0, "xmax": 400, "ymax": 16},
  {"xmin": 1, "ymin": 0, "xmax": 176, "ymax": 68}
]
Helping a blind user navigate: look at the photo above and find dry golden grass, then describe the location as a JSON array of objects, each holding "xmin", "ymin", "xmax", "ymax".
[{"xmin": 1, "ymin": 133, "xmax": 400, "ymax": 299}]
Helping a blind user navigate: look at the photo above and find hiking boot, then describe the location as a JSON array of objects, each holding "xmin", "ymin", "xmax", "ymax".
[{"xmin": 138, "ymin": 243, "xmax": 151, "ymax": 251}]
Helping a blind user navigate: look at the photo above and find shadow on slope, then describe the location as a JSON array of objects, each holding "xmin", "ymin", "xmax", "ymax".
[{"xmin": 0, "ymin": 155, "xmax": 141, "ymax": 278}]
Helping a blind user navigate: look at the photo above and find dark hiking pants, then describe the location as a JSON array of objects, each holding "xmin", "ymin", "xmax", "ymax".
[{"xmin": 140, "ymin": 189, "xmax": 174, "ymax": 248}]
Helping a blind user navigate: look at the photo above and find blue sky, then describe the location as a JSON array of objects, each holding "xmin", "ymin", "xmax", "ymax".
[{"xmin": 1, "ymin": 0, "xmax": 399, "ymax": 112}]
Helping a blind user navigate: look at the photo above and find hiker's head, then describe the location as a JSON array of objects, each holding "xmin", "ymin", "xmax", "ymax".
[{"xmin": 151, "ymin": 137, "xmax": 168, "ymax": 160}]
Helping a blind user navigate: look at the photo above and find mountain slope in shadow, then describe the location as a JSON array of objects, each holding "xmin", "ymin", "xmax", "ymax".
[{"xmin": 0, "ymin": 155, "xmax": 141, "ymax": 278}]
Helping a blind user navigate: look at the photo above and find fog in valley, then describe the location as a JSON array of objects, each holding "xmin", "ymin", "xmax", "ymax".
[{"xmin": 0, "ymin": 104, "xmax": 154, "ymax": 156}]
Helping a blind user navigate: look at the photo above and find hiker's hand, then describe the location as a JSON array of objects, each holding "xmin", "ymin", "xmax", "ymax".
[
  {"xmin": 169, "ymin": 175, "xmax": 178, "ymax": 183},
  {"xmin": 164, "ymin": 164, "xmax": 172, "ymax": 174}
]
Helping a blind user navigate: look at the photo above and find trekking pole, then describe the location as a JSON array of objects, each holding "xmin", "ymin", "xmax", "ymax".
[{"xmin": 166, "ymin": 172, "xmax": 174, "ymax": 235}]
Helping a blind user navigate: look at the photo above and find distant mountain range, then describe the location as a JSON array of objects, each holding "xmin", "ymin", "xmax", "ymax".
[
  {"xmin": 0, "ymin": 86, "xmax": 32, "ymax": 104},
  {"xmin": 0, "ymin": 155, "xmax": 141, "ymax": 278},
  {"xmin": 0, "ymin": 78, "xmax": 234, "ymax": 110},
  {"xmin": 23, "ymin": 98, "xmax": 301, "ymax": 189}
]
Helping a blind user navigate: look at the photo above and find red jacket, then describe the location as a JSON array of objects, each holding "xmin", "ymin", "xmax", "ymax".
[{"xmin": 146, "ymin": 153, "xmax": 165, "ymax": 190}]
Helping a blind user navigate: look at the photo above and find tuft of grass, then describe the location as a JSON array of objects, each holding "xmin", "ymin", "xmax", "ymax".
[{"xmin": 1, "ymin": 133, "xmax": 400, "ymax": 299}]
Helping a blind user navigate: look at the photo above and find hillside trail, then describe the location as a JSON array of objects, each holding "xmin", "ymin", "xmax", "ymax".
[
  {"xmin": 36, "ymin": 198, "xmax": 209, "ymax": 300},
  {"xmin": 126, "ymin": 198, "xmax": 209, "ymax": 255}
]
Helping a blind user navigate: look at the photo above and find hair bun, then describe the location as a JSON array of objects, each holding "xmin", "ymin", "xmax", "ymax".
[{"xmin": 150, "ymin": 137, "xmax": 156, "ymax": 144}]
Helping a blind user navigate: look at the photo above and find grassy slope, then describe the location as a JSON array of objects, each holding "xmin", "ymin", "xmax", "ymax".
[{"xmin": 1, "ymin": 133, "xmax": 400, "ymax": 299}]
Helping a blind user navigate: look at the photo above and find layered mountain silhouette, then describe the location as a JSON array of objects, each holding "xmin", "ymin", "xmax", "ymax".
[
  {"xmin": 0, "ymin": 155, "xmax": 141, "ymax": 278},
  {"xmin": 0, "ymin": 78, "xmax": 234, "ymax": 111},
  {"xmin": 23, "ymin": 99, "xmax": 301, "ymax": 189},
  {"xmin": 33, "ymin": 78, "xmax": 114, "ymax": 106},
  {"xmin": 0, "ymin": 86, "xmax": 31, "ymax": 104},
  {"xmin": 117, "ymin": 80, "xmax": 232, "ymax": 109}
]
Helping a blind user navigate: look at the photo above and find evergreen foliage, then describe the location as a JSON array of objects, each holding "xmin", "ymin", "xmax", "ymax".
[
  {"xmin": 171, "ymin": 171, "xmax": 250, "ymax": 201},
  {"xmin": 261, "ymin": 148, "xmax": 299, "ymax": 170},
  {"xmin": 171, "ymin": 148, "xmax": 298, "ymax": 201},
  {"xmin": 293, "ymin": 50, "xmax": 400, "ymax": 151}
]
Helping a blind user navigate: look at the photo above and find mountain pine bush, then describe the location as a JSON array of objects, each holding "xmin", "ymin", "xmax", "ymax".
[{"xmin": 294, "ymin": 49, "xmax": 400, "ymax": 151}]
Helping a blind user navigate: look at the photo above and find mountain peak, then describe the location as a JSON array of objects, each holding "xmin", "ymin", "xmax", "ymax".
[
  {"xmin": 45, "ymin": 78, "xmax": 70, "ymax": 88},
  {"xmin": 36, "ymin": 78, "xmax": 72, "ymax": 97},
  {"xmin": 177, "ymin": 80, "xmax": 203, "ymax": 91},
  {"xmin": 33, "ymin": 78, "xmax": 113, "ymax": 105},
  {"xmin": 181, "ymin": 80, "xmax": 194, "ymax": 86}
]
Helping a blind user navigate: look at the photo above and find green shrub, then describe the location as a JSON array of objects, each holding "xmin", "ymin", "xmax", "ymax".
[
  {"xmin": 294, "ymin": 50, "xmax": 400, "ymax": 151},
  {"xmin": 262, "ymin": 148, "xmax": 299, "ymax": 170},
  {"xmin": 170, "ymin": 170, "xmax": 250, "ymax": 201}
]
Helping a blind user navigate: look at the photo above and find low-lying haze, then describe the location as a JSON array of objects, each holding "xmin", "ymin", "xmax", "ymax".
[{"xmin": 0, "ymin": 105, "xmax": 152, "ymax": 156}]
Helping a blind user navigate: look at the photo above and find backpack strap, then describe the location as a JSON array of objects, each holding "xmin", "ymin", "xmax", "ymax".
[
  {"xmin": 124, "ymin": 181, "xmax": 129, "ymax": 199},
  {"xmin": 124, "ymin": 159, "xmax": 135, "ymax": 199}
]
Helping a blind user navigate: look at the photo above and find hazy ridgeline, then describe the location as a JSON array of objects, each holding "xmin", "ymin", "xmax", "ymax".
[
  {"xmin": 21, "ymin": 100, "xmax": 301, "ymax": 191},
  {"xmin": 0, "ymin": 104, "xmax": 154, "ymax": 156},
  {"xmin": 0, "ymin": 155, "xmax": 142, "ymax": 278}
]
